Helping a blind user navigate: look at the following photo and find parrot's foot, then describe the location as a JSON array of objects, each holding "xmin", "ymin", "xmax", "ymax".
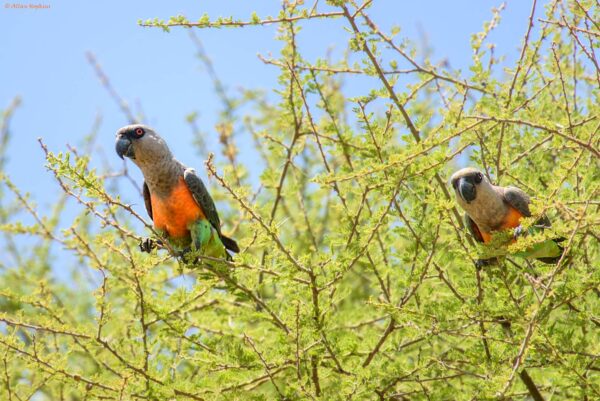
[
  {"xmin": 139, "ymin": 238, "xmax": 163, "ymax": 253},
  {"xmin": 495, "ymin": 315, "xmax": 512, "ymax": 331},
  {"xmin": 178, "ymin": 247, "xmax": 191, "ymax": 258},
  {"xmin": 475, "ymin": 258, "xmax": 497, "ymax": 270},
  {"xmin": 513, "ymin": 225, "xmax": 526, "ymax": 240},
  {"xmin": 178, "ymin": 248, "xmax": 201, "ymax": 265}
]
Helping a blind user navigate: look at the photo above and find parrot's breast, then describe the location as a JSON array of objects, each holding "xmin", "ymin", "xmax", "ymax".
[
  {"xmin": 150, "ymin": 177, "xmax": 206, "ymax": 239},
  {"xmin": 479, "ymin": 206, "xmax": 524, "ymax": 243},
  {"xmin": 500, "ymin": 207, "xmax": 523, "ymax": 229}
]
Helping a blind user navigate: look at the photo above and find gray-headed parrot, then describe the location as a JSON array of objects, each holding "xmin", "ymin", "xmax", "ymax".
[
  {"xmin": 115, "ymin": 124, "xmax": 239, "ymax": 259},
  {"xmin": 450, "ymin": 167, "xmax": 563, "ymax": 265}
]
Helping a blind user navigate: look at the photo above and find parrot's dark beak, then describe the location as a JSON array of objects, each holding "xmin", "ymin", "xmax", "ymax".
[
  {"xmin": 458, "ymin": 178, "xmax": 476, "ymax": 203},
  {"xmin": 116, "ymin": 136, "xmax": 135, "ymax": 160}
]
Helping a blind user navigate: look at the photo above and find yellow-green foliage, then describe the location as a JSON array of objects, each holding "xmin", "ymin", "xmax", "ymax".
[{"xmin": 1, "ymin": 1, "xmax": 599, "ymax": 400}]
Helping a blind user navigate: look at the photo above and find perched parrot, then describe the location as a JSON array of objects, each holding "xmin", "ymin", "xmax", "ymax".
[
  {"xmin": 450, "ymin": 167, "xmax": 563, "ymax": 265},
  {"xmin": 115, "ymin": 124, "xmax": 239, "ymax": 260}
]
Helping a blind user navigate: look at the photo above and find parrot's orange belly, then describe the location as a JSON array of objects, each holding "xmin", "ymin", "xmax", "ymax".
[
  {"xmin": 150, "ymin": 178, "xmax": 205, "ymax": 238},
  {"xmin": 480, "ymin": 207, "xmax": 523, "ymax": 243}
]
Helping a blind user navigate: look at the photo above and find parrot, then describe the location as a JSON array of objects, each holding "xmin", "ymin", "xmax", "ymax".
[
  {"xmin": 450, "ymin": 167, "xmax": 563, "ymax": 265},
  {"xmin": 115, "ymin": 124, "xmax": 239, "ymax": 260}
]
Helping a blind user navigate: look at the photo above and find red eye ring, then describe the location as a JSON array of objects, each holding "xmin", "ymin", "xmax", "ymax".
[{"xmin": 135, "ymin": 128, "xmax": 145, "ymax": 137}]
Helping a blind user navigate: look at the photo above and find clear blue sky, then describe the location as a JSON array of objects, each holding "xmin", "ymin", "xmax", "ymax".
[{"xmin": 1, "ymin": 0, "xmax": 532, "ymax": 221}]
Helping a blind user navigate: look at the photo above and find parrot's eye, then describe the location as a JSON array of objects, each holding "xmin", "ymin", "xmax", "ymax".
[
  {"xmin": 474, "ymin": 173, "xmax": 483, "ymax": 184},
  {"xmin": 134, "ymin": 128, "xmax": 145, "ymax": 137}
]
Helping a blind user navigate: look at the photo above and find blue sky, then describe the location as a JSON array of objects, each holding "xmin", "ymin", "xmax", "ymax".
[{"xmin": 0, "ymin": 0, "xmax": 532, "ymax": 221}]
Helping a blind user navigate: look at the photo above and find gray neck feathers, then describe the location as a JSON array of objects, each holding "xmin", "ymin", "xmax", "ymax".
[
  {"xmin": 137, "ymin": 157, "xmax": 186, "ymax": 198},
  {"xmin": 459, "ymin": 183, "xmax": 508, "ymax": 232}
]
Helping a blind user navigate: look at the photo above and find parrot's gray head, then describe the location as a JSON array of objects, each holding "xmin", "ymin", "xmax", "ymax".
[
  {"xmin": 115, "ymin": 124, "xmax": 172, "ymax": 167},
  {"xmin": 450, "ymin": 167, "xmax": 495, "ymax": 207}
]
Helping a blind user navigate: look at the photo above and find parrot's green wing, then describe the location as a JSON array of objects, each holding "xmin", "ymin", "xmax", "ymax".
[
  {"xmin": 143, "ymin": 182, "xmax": 153, "ymax": 220},
  {"xmin": 183, "ymin": 168, "xmax": 239, "ymax": 254}
]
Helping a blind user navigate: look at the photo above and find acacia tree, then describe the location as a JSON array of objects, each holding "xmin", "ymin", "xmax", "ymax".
[{"xmin": 1, "ymin": 1, "xmax": 599, "ymax": 400}]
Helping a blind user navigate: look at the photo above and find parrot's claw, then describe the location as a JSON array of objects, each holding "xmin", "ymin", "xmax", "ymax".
[
  {"xmin": 139, "ymin": 238, "xmax": 162, "ymax": 253},
  {"xmin": 475, "ymin": 258, "xmax": 496, "ymax": 270},
  {"xmin": 513, "ymin": 226, "xmax": 526, "ymax": 240},
  {"xmin": 497, "ymin": 316, "xmax": 511, "ymax": 330},
  {"xmin": 178, "ymin": 248, "xmax": 200, "ymax": 264},
  {"xmin": 178, "ymin": 247, "xmax": 191, "ymax": 258},
  {"xmin": 139, "ymin": 238, "xmax": 153, "ymax": 253}
]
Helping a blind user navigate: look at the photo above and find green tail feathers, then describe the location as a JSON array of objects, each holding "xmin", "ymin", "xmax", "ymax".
[
  {"xmin": 183, "ymin": 219, "xmax": 239, "ymax": 260},
  {"xmin": 480, "ymin": 225, "xmax": 565, "ymax": 265},
  {"xmin": 511, "ymin": 225, "xmax": 565, "ymax": 264},
  {"xmin": 513, "ymin": 238, "xmax": 564, "ymax": 263}
]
